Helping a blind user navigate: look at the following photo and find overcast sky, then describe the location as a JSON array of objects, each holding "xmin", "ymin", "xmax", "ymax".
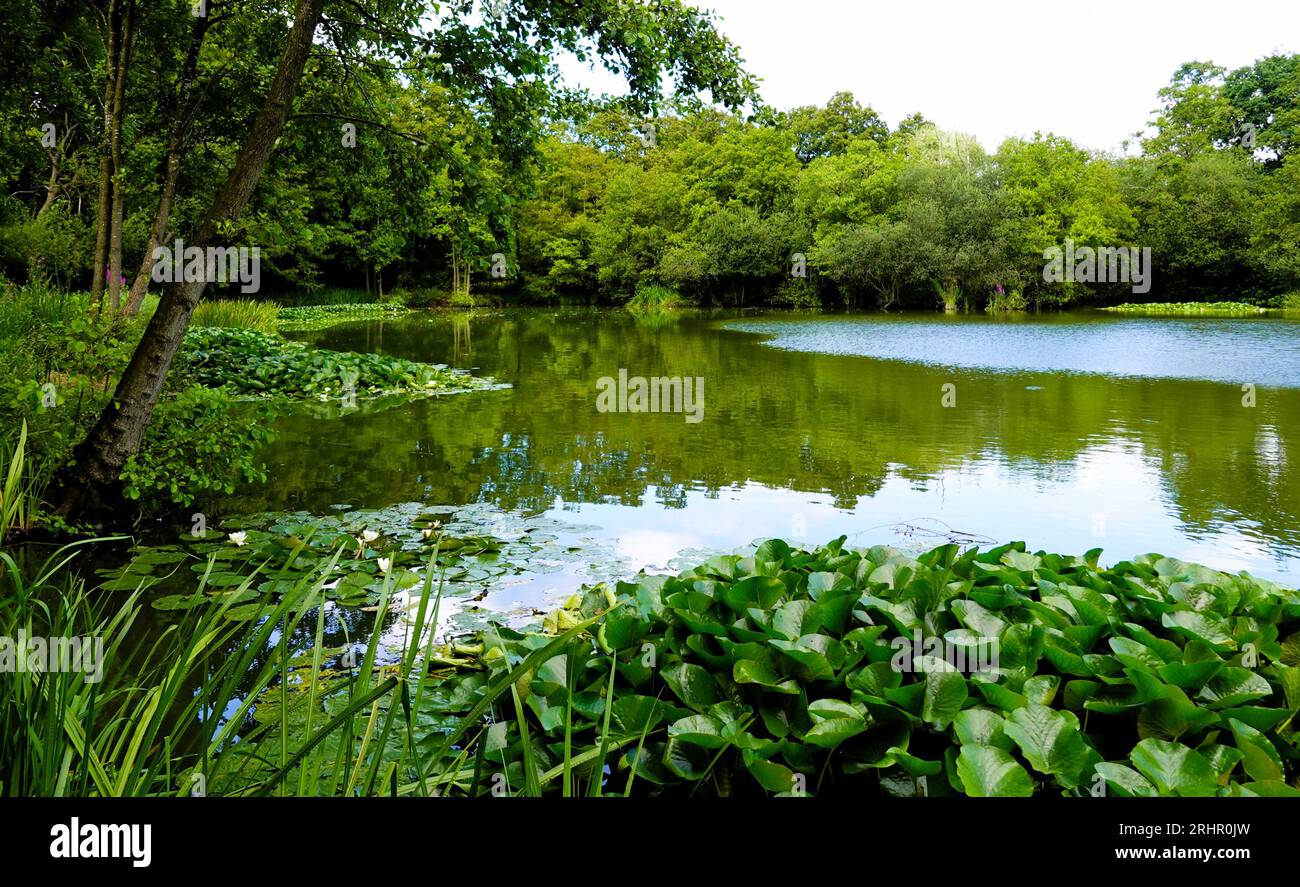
[{"xmin": 557, "ymin": 0, "xmax": 1300, "ymax": 154}]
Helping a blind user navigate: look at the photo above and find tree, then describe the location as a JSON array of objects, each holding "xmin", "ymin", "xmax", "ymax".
[
  {"xmin": 781, "ymin": 91, "xmax": 888, "ymax": 164},
  {"xmin": 58, "ymin": 0, "xmax": 757, "ymax": 520}
]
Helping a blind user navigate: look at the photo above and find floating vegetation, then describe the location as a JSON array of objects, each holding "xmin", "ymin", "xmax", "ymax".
[
  {"xmin": 276, "ymin": 302, "xmax": 410, "ymax": 332},
  {"xmin": 98, "ymin": 502, "xmax": 622, "ymax": 638},
  {"xmin": 390, "ymin": 537, "xmax": 1300, "ymax": 797},
  {"xmin": 173, "ymin": 326, "xmax": 495, "ymax": 400},
  {"xmin": 1101, "ymin": 302, "xmax": 1271, "ymax": 316}
]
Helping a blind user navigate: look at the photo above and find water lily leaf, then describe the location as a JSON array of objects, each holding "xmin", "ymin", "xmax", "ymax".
[
  {"xmin": 806, "ymin": 571, "xmax": 848, "ymax": 599},
  {"xmin": 151, "ymin": 593, "xmax": 210, "ymax": 611},
  {"xmin": 1003, "ymin": 704, "xmax": 1087, "ymax": 788},
  {"xmin": 663, "ymin": 738, "xmax": 709, "ymax": 780},
  {"xmin": 771, "ymin": 634, "xmax": 842, "ymax": 681},
  {"xmin": 807, "ymin": 698, "xmax": 863, "ymax": 722},
  {"xmin": 1240, "ymin": 780, "xmax": 1300, "ymax": 797},
  {"xmin": 804, "ymin": 717, "xmax": 867, "ymax": 748},
  {"xmin": 955, "ymin": 745, "xmax": 1034, "ymax": 797},
  {"xmin": 1093, "ymin": 762, "xmax": 1158, "ymax": 797},
  {"xmin": 661, "ymin": 662, "xmax": 718, "ymax": 712},
  {"xmin": 1137, "ymin": 683, "xmax": 1219, "ymax": 741},
  {"xmin": 1197, "ymin": 668, "xmax": 1273, "ymax": 709},
  {"xmin": 1022, "ymin": 675, "xmax": 1059, "ymax": 705},
  {"xmin": 1227, "ymin": 718, "xmax": 1284, "ymax": 782},
  {"xmin": 611, "ymin": 695, "xmax": 665, "ymax": 736},
  {"xmin": 733, "ymin": 659, "xmax": 799, "ymax": 694},
  {"xmin": 1129, "ymin": 738, "xmax": 1217, "ymax": 797},
  {"xmin": 1161, "ymin": 610, "xmax": 1234, "ymax": 650},
  {"xmin": 846, "ymin": 661, "xmax": 901, "ymax": 698},
  {"xmin": 953, "ymin": 708, "xmax": 1012, "ymax": 750},
  {"xmin": 771, "ymin": 599, "xmax": 818, "ymax": 641},
  {"xmin": 745, "ymin": 757, "xmax": 796, "ymax": 793},
  {"xmin": 922, "ymin": 669, "xmax": 968, "ymax": 729},
  {"xmin": 668, "ymin": 714, "xmax": 727, "ymax": 749},
  {"xmin": 721, "ymin": 576, "xmax": 785, "ymax": 612},
  {"xmin": 1157, "ymin": 659, "xmax": 1223, "ymax": 689}
]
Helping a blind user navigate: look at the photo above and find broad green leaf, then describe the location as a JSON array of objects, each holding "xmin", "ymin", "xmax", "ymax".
[
  {"xmin": 955, "ymin": 746, "xmax": 1034, "ymax": 797},
  {"xmin": 1129, "ymin": 739, "xmax": 1218, "ymax": 797},
  {"xmin": 1003, "ymin": 704, "xmax": 1087, "ymax": 788}
]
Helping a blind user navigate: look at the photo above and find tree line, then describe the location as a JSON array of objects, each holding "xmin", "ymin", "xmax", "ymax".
[{"xmin": 0, "ymin": 1, "xmax": 1297, "ymax": 519}]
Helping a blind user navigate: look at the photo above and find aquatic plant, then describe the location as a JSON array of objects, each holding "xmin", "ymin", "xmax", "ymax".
[
  {"xmin": 1101, "ymin": 301, "xmax": 1270, "ymax": 316},
  {"xmin": 13, "ymin": 534, "xmax": 1299, "ymax": 797},
  {"xmin": 276, "ymin": 303, "xmax": 409, "ymax": 332},
  {"xmin": 413, "ymin": 538, "xmax": 1300, "ymax": 797},
  {"xmin": 173, "ymin": 326, "xmax": 490, "ymax": 400}
]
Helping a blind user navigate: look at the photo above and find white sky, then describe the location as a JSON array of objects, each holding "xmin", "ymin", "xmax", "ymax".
[{"xmin": 556, "ymin": 0, "xmax": 1300, "ymax": 154}]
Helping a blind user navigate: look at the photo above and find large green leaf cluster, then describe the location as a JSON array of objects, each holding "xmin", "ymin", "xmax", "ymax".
[{"xmin": 426, "ymin": 538, "xmax": 1300, "ymax": 796}]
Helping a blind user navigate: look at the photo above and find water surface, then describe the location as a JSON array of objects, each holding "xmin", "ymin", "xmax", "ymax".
[{"xmin": 223, "ymin": 308, "xmax": 1300, "ymax": 601}]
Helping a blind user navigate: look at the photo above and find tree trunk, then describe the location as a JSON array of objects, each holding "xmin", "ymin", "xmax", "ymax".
[
  {"xmin": 89, "ymin": 0, "xmax": 120, "ymax": 311},
  {"xmin": 35, "ymin": 126, "xmax": 68, "ymax": 219},
  {"xmin": 58, "ymin": 0, "xmax": 325, "ymax": 521},
  {"xmin": 106, "ymin": 0, "xmax": 135, "ymax": 314},
  {"xmin": 125, "ymin": 13, "xmax": 210, "ymax": 317}
]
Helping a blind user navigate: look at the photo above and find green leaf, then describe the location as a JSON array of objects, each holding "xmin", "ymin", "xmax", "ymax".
[
  {"xmin": 1002, "ymin": 704, "xmax": 1087, "ymax": 788},
  {"xmin": 921, "ymin": 668, "xmax": 968, "ymax": 729},
  {"xmin": 1129, "ymin": 739, "xmax": 1218, "ymax": 797},
  {"xmin": 1227, "ymin": 718, "xmax": 1284, "ymax": 782},
  {"xmin": 1093, "ymin": 762, "xmax": 1158, "ymax": 798},
  {"xmin": 955, "ymin": 745, "xmax": 1034, "ymax": 797}
]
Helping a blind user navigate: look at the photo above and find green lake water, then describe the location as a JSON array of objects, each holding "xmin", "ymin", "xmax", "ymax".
[{"xmin": 225, "ymin": 307, "xmax": 1300, "ymax": 621}]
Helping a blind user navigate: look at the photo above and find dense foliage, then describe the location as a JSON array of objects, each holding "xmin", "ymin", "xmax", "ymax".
[
  {"xmin": 413, "ymin": 538, "xmax": 1300, "ymax": 796},
  {"xmin": 2, "ymin": 0, "xmax": 1296, "ymax": 310},
  {"xmin": 16, "ymin": 527, "xmax": 1300, "ymax": 796},
  {"xmin": 174, "ymin": 326, "xmax": 491, "ymax": 400}
]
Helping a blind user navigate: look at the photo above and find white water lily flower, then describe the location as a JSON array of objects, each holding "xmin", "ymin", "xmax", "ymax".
[
  {"xmin": 377, "ymin": 557, "xmax": 391, "ymax": 573},
  {"xmin": 228, "ymin": 531, "xmax": 247, "ymax": 546},
  {"xmin": 362, "ymin": 529, "xmax": 379, "ymax": 543}
]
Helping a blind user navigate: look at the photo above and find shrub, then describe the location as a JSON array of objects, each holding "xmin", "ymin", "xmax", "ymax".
[
  {"xmin": 626, "ymin": 283, "xmax": 685, "ymax": 313},
  {"xmin": 986, "ymin": 288, "xmax": 1028, "ymax": 313},
  {"xmin": 120, "ymin": 386, "xmax": 277, "ymax": 509}
]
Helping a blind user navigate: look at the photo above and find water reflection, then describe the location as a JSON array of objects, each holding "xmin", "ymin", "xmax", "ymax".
[{"xmin": 222, "ymin": 308, "xmax": 1300, "ymax": 583}]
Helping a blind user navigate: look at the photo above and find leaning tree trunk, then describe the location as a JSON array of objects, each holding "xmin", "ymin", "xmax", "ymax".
[
  {"xmin": 89, "ymin": 0, "xmax": 120, "ymax": 312},
  {"xmin": 59, "ymin": 0, "xmax": 325, "ymax": 520},
  {"xmin": 125, "ymin": 13, "xmax": 210, "ymax": 317}
]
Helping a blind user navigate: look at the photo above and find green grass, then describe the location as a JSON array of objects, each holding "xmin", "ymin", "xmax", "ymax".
[
  {"xmin": 192, "ymin": 299, "xmax": 282, "ymax": 333},
  {"xmin": 0, "ymin": 422, "xmax": 34, "ymax": 541}
]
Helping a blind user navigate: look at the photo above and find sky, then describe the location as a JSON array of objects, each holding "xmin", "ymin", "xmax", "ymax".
[{"xmin": 556, "ymin": 0, "xmax": 1300, "ymax": 154}]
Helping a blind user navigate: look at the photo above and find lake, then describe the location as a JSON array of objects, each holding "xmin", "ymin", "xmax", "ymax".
[{"xmin": 225, "ymin": 307, "xmax": 1300, "ymax": 624}]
